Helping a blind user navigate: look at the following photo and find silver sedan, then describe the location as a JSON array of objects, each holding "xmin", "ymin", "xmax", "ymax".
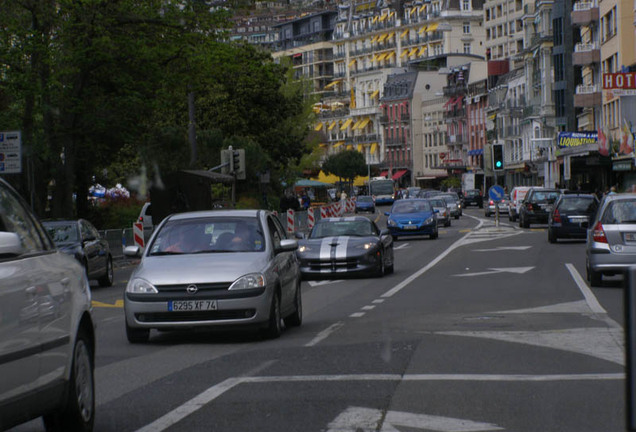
[{"xmin": 123, "ymin": 209, "xmax": 301, "ymax": 342}]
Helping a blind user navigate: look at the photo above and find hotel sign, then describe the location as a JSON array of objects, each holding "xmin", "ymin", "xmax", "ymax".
[{"xmin": 604, "ymin": 73, "xmax": 636, "ymax": 95}]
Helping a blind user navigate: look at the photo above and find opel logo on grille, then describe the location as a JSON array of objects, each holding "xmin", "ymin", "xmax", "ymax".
[{"xmin": 186, "ymin": 284, "xmax": 198, "ymax": 294}]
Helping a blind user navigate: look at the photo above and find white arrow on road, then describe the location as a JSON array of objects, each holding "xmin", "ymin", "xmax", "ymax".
[
  {"xmin": 472, "ymin": 246, "xmax": 532, "ymax": 252},
  {"xmin": 454, "ymin": 267, "xmax": 534, "ymax": 277},
  {"xmin": 327, "ymin": 406, "xmax": 503, "ymax": 431}
]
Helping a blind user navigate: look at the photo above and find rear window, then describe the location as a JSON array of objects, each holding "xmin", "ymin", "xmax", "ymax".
[
  {"xmin": 600, "ymin": 200, "xmax": 636, "ymax": 224},
  {"xmin": 530, "ymin": 191, "xmax": 559, "ymax": 202},
  {"xmin": 557, "ymin": 197, "xmax": 597, "ymax": 213}
]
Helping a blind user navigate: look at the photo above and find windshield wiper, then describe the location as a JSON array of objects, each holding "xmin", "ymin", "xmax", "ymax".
[{"xmin": 150, "ymin": 251, "xmax": 186, "ymax": 256}]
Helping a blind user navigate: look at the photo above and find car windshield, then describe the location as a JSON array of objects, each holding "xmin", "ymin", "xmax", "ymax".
[
  {"xmin": 429, "ymin": 199, "xmax": 445, "ymax": 208},
  {"xmin": 600, "ymin": 199, "xmax": 636, "ymax": 224},
  {"xmin": 149, "ymin": 217, "xmax": 265, "ymax": 255},
  {"xmin": 391, "ymin": 201, "xmax": 432, "ymax": 213},
  {"xmin": 45, "ymin": 223, "xmax": 78, "ymax": 243},
  {"xmin": 357, "ymin": 196, "xmax": 373, "ymax": 203},
  {"xmin": 310, "ymin": 220, "xmax": 376, "ymax": 238},
  {"xmin": 558, "ymin": 197, "xmax": 597, "ymax": 213},
  {"xmin": 439, "ymin": 195, "xmax": 457, "ymax": 204}
]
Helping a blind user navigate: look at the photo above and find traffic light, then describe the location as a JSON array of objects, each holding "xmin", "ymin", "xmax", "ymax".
[
  {"xmin": 232, "ymin": 149, "xmax": 246, "ymax": 180},
  {"xmin": 492, "ymin": 144, "xmax": 504, "ymax": 171}
]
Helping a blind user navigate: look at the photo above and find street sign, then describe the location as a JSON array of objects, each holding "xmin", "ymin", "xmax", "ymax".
[
  {"xmin": 0, "ymin": 131, "xmax": 22, "ymax": 174},
  {"xmin": 488, "ymin": 185, "xmax": 505, "ymax": 202}
]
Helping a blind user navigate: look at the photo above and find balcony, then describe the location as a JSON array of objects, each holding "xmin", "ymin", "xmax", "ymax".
[
  {"xmin": 385, "ymin": 138, "xmax": 407, "ymax": 147},
  {"xmin": 574, "ymin": 84, "xmax": 602, "ymax": 107},
  {"xmin": 443, "ymin": 85, "xmax": 467, "ymax": 98},
  {"xmin": 445, "ymin": 108, "xmax": 466, "ymax": 119},
  {"xmin": 573, "ymin": 42, "xmax": 600, "ymax": 65},
  {"xmin": 571, "ymin": 1, "xmax": 599, "ymax": 26}
]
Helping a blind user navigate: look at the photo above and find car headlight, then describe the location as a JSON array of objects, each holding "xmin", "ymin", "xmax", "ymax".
[
  {"xmin": 387, "ymin": 219, "xmax": 397, "ymax": 227},
  {"xmin": 425, "ymin": 217, "xmax": 435, "ymax": 225},
  {"xmin": 357, "ymin": 242, "xmax": 377, "ymax": 250},
  {"xmin": 298, "ymin": 244, "xmax": 312, "ymax": 253},
  {"xmin": 229, "ymin": 273, "xmax": 266, "ymax": 290},
  {"xmin": 126, "ymin": 278, "xmax": 158, "ymax": 294}
]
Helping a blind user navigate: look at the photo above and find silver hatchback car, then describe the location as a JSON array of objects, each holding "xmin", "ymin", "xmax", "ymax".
[
  {"xmin": 123, "ymin": 209, "xmax": 301, "ymax": 342},
  {"xmin": 586, "ymin": 193, "xmax": 636, "ymax": 286},
  {"xmin": 0, "ymin": 179, "xmax": 95, "ymax": 431}
]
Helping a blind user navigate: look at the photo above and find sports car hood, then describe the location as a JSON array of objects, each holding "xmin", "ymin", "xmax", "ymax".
[
  {"xmin": 134, "ymin": 253, "xmax": 271, "ymax": 285},
  {"xmin": 299, "ymin": 236, "xmax": 379, "ymax": 259}
]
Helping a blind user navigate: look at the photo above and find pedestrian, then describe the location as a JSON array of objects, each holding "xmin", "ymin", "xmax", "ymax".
[{"xmin": 340, "ymin": 190, "xmax": 347, "ymax": 201}]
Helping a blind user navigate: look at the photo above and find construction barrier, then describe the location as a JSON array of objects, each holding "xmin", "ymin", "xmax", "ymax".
[
  {"xmin": 286, "ymin": 209, "xmax": 295, "ymax": 233},
  {"xmin": 307, "ymin": 207, "xmax": 315, "ymax": 230},
  {"xmin": 133, "ymin": 222, "xmax": 145, "ymax": 249}
]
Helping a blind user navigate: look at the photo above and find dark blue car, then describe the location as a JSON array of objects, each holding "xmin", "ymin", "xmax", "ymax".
[
  {"xmin": 548, "ymin": 193, "xmax": 598, "ymax": 243},
  {"xmin": 384, "ymin": 198, "xmax": 438, "ymax": 241},
  {"xmin": 355, "ymin": 195, "xmax": 376, "ymax": 213}
]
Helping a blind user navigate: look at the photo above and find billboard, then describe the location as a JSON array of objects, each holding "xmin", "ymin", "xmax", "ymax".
[
  {"xmin": 557, "ymin": 132, "xmax": 598, "ymax": 149},
  {"xmin": 0, "ymin": 131, "xmax": 22, "ymax": 174}
]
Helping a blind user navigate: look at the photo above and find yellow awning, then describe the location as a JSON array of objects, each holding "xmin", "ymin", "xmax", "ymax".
[
  {"xmin": 370, "ymin": 90, "xmax": 379, "ymax": 99},
  {"xmin": 358, "ymin": 117, "xmax": 371, "ymax": 129},
  {"xmin": 418, "ymin": 46, "xmax": 427, "ymax": 56},
  {"xmin": 419, "ymin": 4, "xmax": 427, "ymax": 12},
  {"xmin": 370, "ymin": 35, "xmax": 379, "ymax": 43},
  {"xmin": 409, "ymin": 47, "xmax": 419, "ymax": 56},
  {"xmin": 314, "ymin": 171, "xmax": 368, "ymax": 187},
  {"xmin": 314, "ymin": 123, "xmax": 324, "ymax": 131},
  {"xmin": 427, "ymin": 23, "xmax": 439, "ymax": 32},
  {"xmin": 357, "ymin": 144, "xmax": 364, "ymax": 152},
  {"xmin": 324, "ymin": 80, "xmax": 341, "ymax": 89},
  {"xmin": 348, "ymin": 59, "xmax": 356, "ymax": 67},
  {"xmin": 372, "ymin": 16, "xmax": 378, "ymax": 23},
  {"xmin": 386, "ymin": 51, "xmax": 396, "ymax": 59},
  {"xmin": 370, "ymin": 143, "xmax": 378, "ymax": 154},
  {"xmin": 340, "ymin": 118, "xmax": 353, "ymax": 130},
  {"xmin": 418, "ymin": 26, "xmax": 427, "ymax": 35},
  {"xmin": 379, "ymin": 13, "xmax": 388, "ymax": 22},
  {"xmin": 346, "ymin": 144, "xmax": 353, "ymax": 150},
  {"xmin": 333, "ymin": 141, "xmax": 343, "ymax": 148},
  {"xmin": 376, "ymin": 52, "xmax": 388, "ymax": 61},
  {"xmin": 351, "ymin": 119, "xmax": 363, "ymax": 130},
  {"xmin": 328, "ymin": 121, "xmax": 338, "ymax": 130},
  {"xmin": 400, "ymin": 29, "xmax": 409, "ymax": 38},
  {"xmin": 378, "ymin": 33, "xmax": 389, "ymax": 42},
  {"xmin": 319, "ymin": 143, "xmax": 327, "ymax": 147},
  {"xmin": 409, "ymin": 7, "xmax": 417, "ymax": 16},
  {"xmin": 371, "ymin": 53, "xmax": 379, "ymax": 62},
  {"xmin": 400, "ymin": 50, "xmax": 409, "ymax": 58}
]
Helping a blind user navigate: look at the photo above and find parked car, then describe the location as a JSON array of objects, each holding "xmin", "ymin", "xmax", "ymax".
[
  {"xmin": 586, "ymin": 193, "xmax": 636, "ymax": 286},
  {"xmin": 385, "ymin": 198, "xmax": 438, "ymax": 240},
  {"xmin": 406, "ymin": 186, "xmax": 421, "ymax": 198},
  {"xmin": 438, "ymin": 193, "xmax": 462, "ymax": 219},
  {"xmin": 43, "ymin": 219, "xmax": 114, "ymax": 287},
  {"xmin": 137, "ymin": 202, "xmax": 154, "ymax": 241},
  {"xmin": 462, "ymin": 189, "xmax": 483, "ymax": 208},
  {"xmin": 0, "ymin": 178, "xmax": 96, "ymax": 431},
  {"xmin": 426, "ymin": 197, "xmax": 451, "ymax": 227},
  {"xmin": 354, "ymin": 195, "xmax": 376, "ymax": 213},
  {"xmin": 123, "ymin": 209, "xmax": 301, "ymax": 342},
  {"xmin": 296, "ymin": 216, "xmax": 394, "ymax": 278},
  {"xmin": 548, "ymin": 193, "xmax": 599, "ymax": 243},
  {"xmin": 508, "ymin": 186, "xmax": 533, "ymax": 222},
  {"xmin": 518, "ymin": 188, "xmax": 561, "ymax": 228},
  {"xmin": 485, "ymin": 194, "xmax": 510, "ymax": 217}
]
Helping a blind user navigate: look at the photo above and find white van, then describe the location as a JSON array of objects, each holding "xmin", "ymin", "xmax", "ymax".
[
  {"xmin": 508, "ymin": 186, "xmax": 535, "ymax": 221},
  {"xmin": 137, "ymin": 202, "xmax": 154, "ymax": 240}
]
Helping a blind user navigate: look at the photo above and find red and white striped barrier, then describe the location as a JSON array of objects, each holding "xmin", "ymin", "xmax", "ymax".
[
  {"xmin": 133, "ymin": 222, "xmax": 145, "ymax": 249},
  {"xmin": 307, "ymin": 207, "xmax": 315, "ymax": 229},
  {"xmin": 286, "ymin": 209, "xmax": 295, "ymax": 233},
  {"xmin": 320, "ymin": 206, "xmax": 328, "ymax": 219}
]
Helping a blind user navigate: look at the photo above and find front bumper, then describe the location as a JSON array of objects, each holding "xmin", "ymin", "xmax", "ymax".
[
  {"xmin": 587, "ymin": 243, "xmax": 636, "ymax": 273},
  {"xmin": 388, "ymin": 223, "xmax": 437, "ymax": 237},
  {"xmin": 298, "ymin": 250, "xmax": 381, "ymax": 278}
]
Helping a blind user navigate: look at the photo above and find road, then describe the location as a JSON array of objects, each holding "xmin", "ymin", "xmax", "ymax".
[{"xmin": 11, "ymin": 207, "xmax": 626, "ymax": 431}]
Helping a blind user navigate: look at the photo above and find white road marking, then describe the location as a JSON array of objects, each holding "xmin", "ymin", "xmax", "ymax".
[
  {"xmin": 372, "ymin": 299, "xmax": 385, "ymax": 304},
  {"xmin": 361, "ymin": 305, "xmax": 376, "ymax": 311},
  {"xmin": 565, "ymin": 263, "xmax": 606, "ymax": 314},
  {"xmin": 135, "ymin": 373, "xmax": 624, "ymax": 432},
  {"xmin": 393, "ymin": 243, "xmax": 409, "ymax": 250},
  {"xmin": 350, "ymin": 312, "xmax": 366, "ymax": 318},
  {"xmin": 305, "ymin": 321, "xmax": 345, "ymax": 347},
  {"xmin": 494, "ymin": 300, "xmax": 592, "ymax": 314},
  {"xmin": 326, "ymin": 406, "xmax": 503, "ymax": 432},
  {"xmin": 307, "ymin": 280, "xmax": 344, "ymax": 287},
  {"xmin": 453, "ymin": 267, "xmax": 534, "ymax": 277},
  {"xmin": 472, "ymin": 246, "xmax": 532, "ymax": 252}
]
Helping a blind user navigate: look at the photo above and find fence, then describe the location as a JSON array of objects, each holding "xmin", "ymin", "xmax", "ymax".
[{"xmin": 99, "ymin": 199, "xmax": 357, "ymax": 258}]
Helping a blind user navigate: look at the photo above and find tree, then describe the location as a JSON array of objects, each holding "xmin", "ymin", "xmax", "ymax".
[{"xmin": 321, "ymin": 150, "xmax": 367, "ymax": 189}]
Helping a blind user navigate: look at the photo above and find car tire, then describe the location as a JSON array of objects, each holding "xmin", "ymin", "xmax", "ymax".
[
  {"xmin": 386, "ymin": 248, "xmax": 394, "ymax": 274},
  {"xmin": 392, "ymin": 235, "xmax": 398, "ymax": 242},
  {"xmin": 126, "ymin": 322, "xmax": 150, "ymax": 343},
  {"xmin": 522, "ymin": 216, "xmax": 530, "ymax": 228},
  {"xmin": 587, "ymin": 265, "xmax": 603, "ymax": 287},
  {"xmin": 283, "ymin": 282, "xmax": 302, "ymax": 328},
  {"xmin": 263, "ymin": 292, "xmax": 282, "ymax": 339},
  {"xmin": 43, "ymin": 328, "xmax": 95, "ymax": 432},
  {"xmin": 98, "ymin": 256, "xmax": 114, "ymax": 287},
  {"xmin": 430, "ymin": 231, "xmax": 438, "ymax": 239},
  {"xmin": 445, "ymin": 220, "xmax": 451, "ymax": 227},
  {"xmin": 375, "ymin": 250, "xmax": 385, "ymax": 277},
  {"xmin": 454, "ymin": 214, "xmax": 459, "ymax": 220},
  {"xmin": 548, "ymin": 229, "xmax": 557, "ymax": 243}
]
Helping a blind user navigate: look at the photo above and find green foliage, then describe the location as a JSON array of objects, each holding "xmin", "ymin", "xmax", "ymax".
[
  {"xmin": 85, "ymin": 198, "xmax": 145, "ymax": 231},
  {"xmin": 322, "ymin": 150, "xmax": 367, "ymax": 182},
  {"xmin": 441, "ymin": 177, "xmax": 461, "ymax": 189}
]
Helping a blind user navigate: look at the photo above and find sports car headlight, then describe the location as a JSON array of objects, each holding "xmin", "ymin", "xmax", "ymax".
[
  {"xmin": 357, "ymin": 242, "xmax": 377, "ymax": 250},
  {"xmin": 425, "ymin": 217, "xmax": 435, "ymax": 225},
  {"xmin": 298, "ymin": 244, "xmax": 312, "ymax": 253},
  {"xmin": 229, "ymin": 273, "xmax": 266, "ymax": 290},
  {"xmin": 126, "ymin": 278, "xmax": 158, "ymax": 294},
  {"xmin": 387, "ymin": 219, "xmax": 397, "ymax": 227}
]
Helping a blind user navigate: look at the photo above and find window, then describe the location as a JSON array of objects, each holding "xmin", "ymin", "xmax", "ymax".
[
  {"xmin": 463, "ymin": 22, "xmax": 470, "ymax": 34},
  {"xmin": 0, "ymin": 184, "xmax": 50, "ymax": 256},
  {"xmin": 462, "ymin": 0, "xmax": 470, "ymax": 11},
  {"xmin": 463, "ymin": 43, "xmax": 471, "ymax": 54}
]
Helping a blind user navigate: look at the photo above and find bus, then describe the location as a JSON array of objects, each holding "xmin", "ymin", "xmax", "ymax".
[{"xmin": 368, "ymin": 178, "xmax": 395, "ymax": 205}]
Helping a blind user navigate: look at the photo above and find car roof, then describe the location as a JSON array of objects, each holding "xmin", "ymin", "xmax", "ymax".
[
  {"xmin": 320, "ymin": 216, "xmax": 370, "ymax": 223},
  {"xmin": 166, "ymin": 209, "xmax": 264, "ymax": 221}
]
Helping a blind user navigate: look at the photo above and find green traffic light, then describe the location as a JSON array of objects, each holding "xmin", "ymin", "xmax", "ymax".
[{"xmin": 495, "ymin": 161, "xmax": 502, "ymax": 168}]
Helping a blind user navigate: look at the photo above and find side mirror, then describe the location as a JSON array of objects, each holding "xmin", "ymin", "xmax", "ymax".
[
  {"xmin": 0, "ymin": 232, "xmax": 23, "ymax": 256},
  {"xmin": 124, "ymin": 245, "xmax": 141, "ymax": 257},
  {"xmin": 294, "ymin": 232, "xmax": 305, "ymax": 240},
  {"xmin": 380, "ymin": 228, "xmax": 389, "ymax": 236},
  {"xmin": 384, "ymin": 212, "xmax": 390, "ymax": 216},
  {"xmin": 276, "ymin": 239, "xmax": 298, "ymax": 253}
]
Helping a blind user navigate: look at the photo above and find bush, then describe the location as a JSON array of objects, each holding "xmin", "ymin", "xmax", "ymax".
[{"xmin": 85, "ymin": 198, "xmax": 145, "ymax": 230}]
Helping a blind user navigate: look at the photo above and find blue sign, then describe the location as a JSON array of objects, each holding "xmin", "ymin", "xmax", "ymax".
[{"xmin": 489, "ymin": 185, "xmax": 505, "ymax": 202}]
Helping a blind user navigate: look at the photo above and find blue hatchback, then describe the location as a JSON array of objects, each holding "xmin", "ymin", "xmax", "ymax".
[
  {"xmin": 355, "ymin": 195, "xmax": 376, "ymax": 213},
  {"xmin": 385, "ymin": 199, "xmax": 438, "ymax": 240}
]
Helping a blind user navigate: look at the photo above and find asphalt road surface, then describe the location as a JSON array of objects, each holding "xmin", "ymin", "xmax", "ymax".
[{"xmin": 10, "ymin": 207, "xmax": 626, "ymax": 432}]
